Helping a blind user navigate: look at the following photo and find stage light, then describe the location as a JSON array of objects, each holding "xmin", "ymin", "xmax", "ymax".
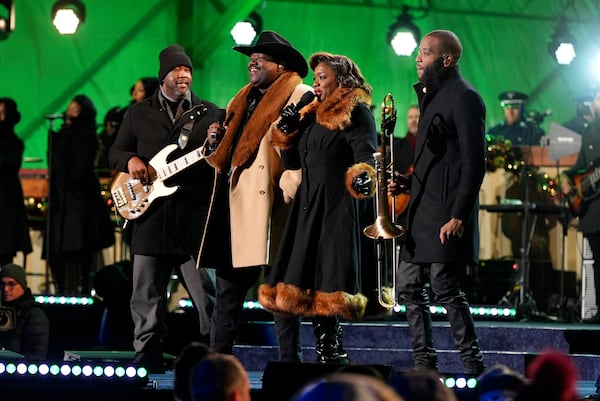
[
  {"xmin": 0, "ymin": 0, "xmax": 15, "ymax": 40},
  {"xmin": 231, "ymin": 11, "xmax": 262, "ymax": 46},
  {"xmin": 387, "ymin": 7, "xmax": 420, "ymax": 56},
  {"xmin": 52, "ymin": 0, "xmax": 85, "ymax": 35},
  {"xmin": 548, "ymin": 20, "xmax": 576, "ymax": 65}
]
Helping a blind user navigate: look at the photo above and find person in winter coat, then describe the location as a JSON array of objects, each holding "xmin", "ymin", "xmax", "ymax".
[
  {"xmin": 259, "ymin": 52, "xmax": 378, "ymax": 363},
  {"xmin": 0, "ymin": 97, "xmax": 32, "ymax": 266},
  {"xmin": 43, "ymin": 94, "xmax": 115, "ymax": 294},
  {"xmin": 199, "ymin": 31, "xmax": 313, "ymax": 356},
  {"xmin": 389, "ymin": 30, "xmax": 486, "ymax": 374},
  {"xmin": 110, "ymin": 44, "xmax": 226, "ymax": 373},
  {"xmin": 0, "ymin": 264, "xmax": 49, "ymax": 360}
]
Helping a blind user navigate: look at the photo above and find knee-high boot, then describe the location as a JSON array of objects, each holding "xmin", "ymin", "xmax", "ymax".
[
  {"xmin": 312, "ymin": 316, "xmax": 348, "ymax": 364},
  {"xmin": 403, "ymin": 288, "xmax": 438, "ymax": 370}
]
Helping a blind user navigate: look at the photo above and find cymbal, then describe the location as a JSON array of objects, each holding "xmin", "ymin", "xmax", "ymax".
[{"xmin": 23, "ymin": 157, "xmax": 43, "ymax": 163}]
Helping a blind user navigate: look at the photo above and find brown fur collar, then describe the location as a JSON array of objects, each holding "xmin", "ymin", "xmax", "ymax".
[
  {"xmin": 305, "ymin": 87, "xmax": 371, "ymax": 131},
  {"xmin": 271, "ymin": 87, "xmax": 371, "ymax": 150},
  {"xmin": 206, "ymin": 72, "xmax": 303, "ymax": 172}
]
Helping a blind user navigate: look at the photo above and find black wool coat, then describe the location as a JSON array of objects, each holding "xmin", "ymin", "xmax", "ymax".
[
  {"xmin": 0, "ymin": 289, "xmax": 50, "ymax": 360},
  {"xmin": 0, "ymin": 129, "xmax": 32, "ymax": 257},
  {"xmin": 401, "ymin": 66, "xmax": 486, "ymax": 264},
  {"xmin": 109, "ymin": 91, "xmax": 230, "ymax": 265}
]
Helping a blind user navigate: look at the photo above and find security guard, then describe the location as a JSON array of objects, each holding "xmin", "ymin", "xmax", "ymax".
[{"xmin": 488, "ymin": 91, "xmax": 545, "ymax": 146}]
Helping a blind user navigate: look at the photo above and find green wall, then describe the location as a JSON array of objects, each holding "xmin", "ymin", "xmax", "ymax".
[{"xmin": 2, "ymin": 0, "xmax": 599, "ymax": 169}]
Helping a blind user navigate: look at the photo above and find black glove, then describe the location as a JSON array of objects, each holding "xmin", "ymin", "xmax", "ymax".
[
  {"xmin": 381, "ymin": 111, "xmax": 397, "ymax": 135},
  {"xmin": 352, "ymin": 170, "xmax": 373, "ymax": 196},
  {"xmin": 277, "ymin": 104, "xmax": 301, "ymax": 135}
]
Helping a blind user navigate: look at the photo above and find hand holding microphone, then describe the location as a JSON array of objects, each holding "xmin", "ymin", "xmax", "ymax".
[{"xmin": 277, "ymin": 91, "xmax": 315, "ymax": 135}]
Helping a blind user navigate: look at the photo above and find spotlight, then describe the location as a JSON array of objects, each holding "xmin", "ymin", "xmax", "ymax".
[
  {"xmin": 231, "ymin": 11, "xmax": 262, "ymax": 46},
  {"xmin": 52, "ymin": 0, "xmax": 85, "ymax": 35},
  {"xmin": 387, "ymin": 7, "xmax": 420, "ymax": 57},
  {"xmin": 548, "ymin": 20, "xmax": 576, "ymax": 65},
  {"xmin": 0, "ymin": 0, "xmax": 15, "ymax": 40}
]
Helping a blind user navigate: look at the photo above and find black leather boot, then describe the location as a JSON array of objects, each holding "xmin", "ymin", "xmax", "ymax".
[
  {"xmin": 444, "ymin": 292, "xmax": 485, "ymax": 374},
  {"xmin": 312, "ymin": 316, "xmax": 348, "ymax": 364},
  {"xmin": 404, "ymin": 288, "xmax": 438, "ymax": 370}
]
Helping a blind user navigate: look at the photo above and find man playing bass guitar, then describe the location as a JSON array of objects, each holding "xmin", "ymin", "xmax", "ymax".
[{"xmin": 561, "ymin": 85, "xmax": 600, "ymax": 323}]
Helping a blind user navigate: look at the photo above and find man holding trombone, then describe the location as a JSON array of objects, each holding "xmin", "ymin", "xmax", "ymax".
[{"xmin": 389, "ymin": 30, "xmax": 486, "ymax": 374}]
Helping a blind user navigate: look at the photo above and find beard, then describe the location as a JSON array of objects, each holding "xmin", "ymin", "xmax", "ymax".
[{"xmin": 419, "ymin": 57, "xmax": 445, "ymax": 82}]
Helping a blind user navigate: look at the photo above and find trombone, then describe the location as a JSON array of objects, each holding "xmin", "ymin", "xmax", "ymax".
[{"xmin": 363, "ymin": 94, "xmax": 405, "ymax": 309}]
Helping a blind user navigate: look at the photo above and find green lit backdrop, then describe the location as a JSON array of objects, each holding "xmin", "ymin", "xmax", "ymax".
[{"xmin": 1, "ymin": 0, "xmax": 599, "ymax": 169}]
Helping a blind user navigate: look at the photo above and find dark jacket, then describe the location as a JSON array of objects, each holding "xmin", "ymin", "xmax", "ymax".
[
  {"xmin": 259, "ymin": 87, "xmax": 377, "ymax": 320},
  {"xmin": 0, "ymin": 128, "xmax": 32, "ymax": 257},
  {"xmin": 109, "ymin": 90, "xmax": 230, "ymax": 264},
  {"xmin": 0, "ymin": 289, "xmax": 50, "ymax": 359},
  {"xmin": 401, "ymin": 65, "xmax": 486, "ymax": 264},
  {"xmin": 564, "ymin": 118, "xmax": 600, "ymax": 234},
  {"xmin": 43, "ymin": 113, "xmax": 114, "ymax": 264}
]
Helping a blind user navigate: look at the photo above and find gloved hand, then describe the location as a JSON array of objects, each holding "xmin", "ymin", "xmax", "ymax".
[
  {"xmin": 352, "ymin": 170, "xmax": 373, "ymax": 196},
  {"xmin": 277, "ymin": 104, "xmax": 301, "ymax": 135}
]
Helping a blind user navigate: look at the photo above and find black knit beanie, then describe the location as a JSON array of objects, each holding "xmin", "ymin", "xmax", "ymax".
[{"xmin": 158, "ymin": 44, "xmax": 193, "ymax": 82}]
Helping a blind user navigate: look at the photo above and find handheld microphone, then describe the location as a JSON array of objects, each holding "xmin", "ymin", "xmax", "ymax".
[
  {"xmin": 295, "ymin": 91, "xmax": 316, "ymax": 111},
  {"xmin": 44, "ymin": 113, "xmax": 65, "ymax": 120}
]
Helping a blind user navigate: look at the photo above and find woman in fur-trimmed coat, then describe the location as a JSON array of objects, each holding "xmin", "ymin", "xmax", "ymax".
[{"xmin": 259, "ymin": 52, "xmax": 377, "ymax": 364}]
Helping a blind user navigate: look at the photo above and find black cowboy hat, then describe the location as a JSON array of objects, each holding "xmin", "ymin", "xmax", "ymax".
[{"xmin": 233, "ymin": 30, "xmax": 308, "ymax": 78}]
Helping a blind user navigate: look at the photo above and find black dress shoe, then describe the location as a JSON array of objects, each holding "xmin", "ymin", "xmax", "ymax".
[{"xmin": 132, "ymin": 351, "xmax": 165, "ymax": 373}]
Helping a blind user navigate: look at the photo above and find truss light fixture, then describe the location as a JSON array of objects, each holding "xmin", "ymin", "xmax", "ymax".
[
  {"xmin": 388, "ymin": 7, "xmax": 420, "ymax": 57},
  {"xmin": 231, "ymin": 11, "xmax": 262, "ymax": 46},
  {"xmin": 549, "ymin": 20, "xmax": 576, "ymax": 65},
  {"xmin": 0, "ymin": 0, "xmax": 15, "ymax": 40},
  {"xmin": 52, "ymin": 0, "xmax": 85, "ymax": 35}
]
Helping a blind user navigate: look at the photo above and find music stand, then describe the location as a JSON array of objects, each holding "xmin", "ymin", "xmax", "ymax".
[{"xmin": 544, "ymin": 123, "xmax": 581, "ymax": 319}]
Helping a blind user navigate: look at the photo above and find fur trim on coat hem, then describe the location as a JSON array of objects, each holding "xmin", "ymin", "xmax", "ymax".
[{"xmin": 258, "ymin": 282, "xmax": 367, "ymax": 320}]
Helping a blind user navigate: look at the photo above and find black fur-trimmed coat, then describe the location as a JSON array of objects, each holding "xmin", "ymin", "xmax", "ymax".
[{"xmin": 259, "ymin": 87, "xmax": 377, "ymax": 320}]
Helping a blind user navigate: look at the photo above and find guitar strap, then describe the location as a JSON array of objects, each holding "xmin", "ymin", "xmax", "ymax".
[
  {"xmin": 178, "ymin": 120, "xmax": 194, "ymax": 149},
  {"xmin": 177, "ymin": 104, "xmax": 206, "ymax": 149}
]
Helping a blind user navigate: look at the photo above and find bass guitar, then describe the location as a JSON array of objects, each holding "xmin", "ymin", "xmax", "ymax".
[
  {"xmin": 567, "ymin": 166, "xmax": 600, "ymax": 216},
  {"xmin": 111, "ymin": 144, "xmax": 205, "ymax": 220}
]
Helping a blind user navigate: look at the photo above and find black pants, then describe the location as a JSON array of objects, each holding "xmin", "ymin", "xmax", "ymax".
[
  {"xmin": 397, "ymin": 261, "xmax": 485, "ymax": 374},
  {"xmin": 210, "ymin": 266, "xmax": 262, "ymax": 354}
]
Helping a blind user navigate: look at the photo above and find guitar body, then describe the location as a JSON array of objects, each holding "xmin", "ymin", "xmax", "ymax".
[
  {"xmin": 568, "ymin": 166, "xmax": 600, "ymax": 216},
  {"xmin": 111, "ymin": 144, "xmax": 181, "ymax": 220},
  {"xmin": 389, "ymin": 165, "xmax": 413, "ymax": 218}
]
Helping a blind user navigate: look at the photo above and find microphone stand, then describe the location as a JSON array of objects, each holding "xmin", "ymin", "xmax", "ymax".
[{"xmin": 44, "ymin": 118, "xmax": 59, "ymax": 296}]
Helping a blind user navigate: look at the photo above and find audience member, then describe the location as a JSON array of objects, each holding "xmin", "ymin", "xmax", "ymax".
[
  {"xmin": 515, "ymin": 350, "xmax": 578, "ymax": 401},
  {"xmin": 391, "ymin": 370, "xmax": 457, "ymax": 401},
  {"xmin": 174, "ymin": 342, "xmax": 214, "ymax": 401},
  {"xmin": 0, "ymin": 263, "xmax": 50, "ymax": 359},
  {"xmin": 190, "ymin": 353, "xmax": 251, "ymax": 401},
  {"xmin": 110, "ymin": 45, "xmax": 224, "ymax": 373},
  {"xmin": 43, "ymin": 94, "xmax": 115, "ymax": 294},
  {"xmin": 259, "ymin": 51, "xmax": 377, "ymax": 363},
  {"xmin": 200, "ymin": 30, "xmax": 312, "ymax": 356},
  {"xmin": 290, "ymin": 372, "xmax": 404, "ymax": 401},
  {"xmin": 0, "ymin": 97, "xmax": 32, "ymax": 266},
  {"xmin": 477, "ymin": 364, "xmax": 527, "ymax": 401}
]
